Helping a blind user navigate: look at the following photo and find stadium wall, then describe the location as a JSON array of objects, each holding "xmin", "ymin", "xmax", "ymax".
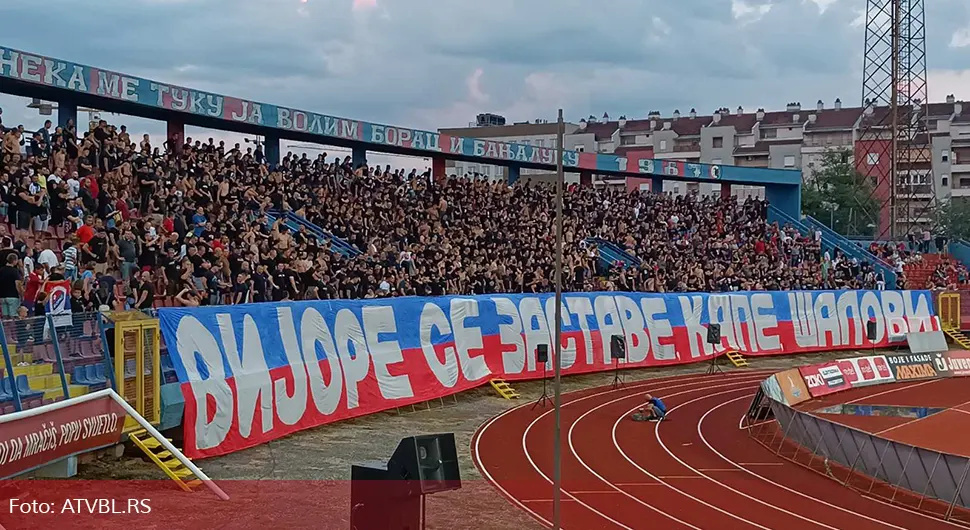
[{"xmin": 158, "ymin": 290, "xmax": 938, "ymax": 458}]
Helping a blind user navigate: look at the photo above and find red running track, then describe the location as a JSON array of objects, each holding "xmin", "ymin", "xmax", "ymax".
[
  {"xmin": 796, "ymin": 377, "xmax": 970, "ymax": 458},
  {"xmin": 472, "ymin": 370, "xmax": 964, "ymax": 529}
]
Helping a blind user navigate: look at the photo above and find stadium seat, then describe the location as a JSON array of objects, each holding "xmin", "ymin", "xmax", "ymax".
[
  {"xmin": 73, "ymin": 366, "xmax": 90, "ymax": 386},
  {"xmin": 15, "ymin": 375, "xmax": 42, "ymax": 398},
  {"xmin": 85, "ymin": 364, "xmax": 104, "ymax": 385}
]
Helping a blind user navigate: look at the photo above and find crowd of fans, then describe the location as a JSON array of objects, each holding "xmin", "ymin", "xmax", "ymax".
[{"xmin": 0, "ymin": 111, "xmax": 950, "ymax": 318}]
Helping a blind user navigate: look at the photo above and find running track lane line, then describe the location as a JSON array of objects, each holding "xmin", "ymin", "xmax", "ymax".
[
  {"xmin": 472, "ymin": 370, "xmax": 774, "ymax": 527},
  {"xmin": 875, "ymin": 398, "xmax": 970, "ymax": 435},
  {"xmin": 645, "ymin": 384, "xmax": 958, "ymax": 530},
  {"xmin": 846, "ymin": 378, "xmax": 944, "ymax": 404},
  {"xmin": 607, "ymin": 384, "xmax": 837, "ymax": 530},
  {"xmin": 472, "ymin": 370, "xmax": 775, "ymax": 529},
  {"xmin": 562, "ymin": 375, "xmax": 774, "ymax": 529},
  {"xmin": 700, "ymin": 394, "xmax": 966, "ymax": 530},
  {"xmin": 522, "ymin": 374, "xmax": 773, "ymax": 529},
  {"xmin": 613, "ymin": 382, "xmax": 957, "ymax": 530}
]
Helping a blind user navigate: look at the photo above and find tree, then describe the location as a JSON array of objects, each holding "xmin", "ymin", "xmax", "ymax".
[
  {"xmin": 801, "ymin": 148, "xmax": 880, "ymax": 237},
  {"xmin": 930, "ymin": 198, "xmax": 970, "ymax": 241}
]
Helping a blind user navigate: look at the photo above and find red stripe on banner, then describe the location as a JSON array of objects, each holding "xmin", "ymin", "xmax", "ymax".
[{"xmin": 177, "ymin": 314, "xmax": 929, "ymax": 459}]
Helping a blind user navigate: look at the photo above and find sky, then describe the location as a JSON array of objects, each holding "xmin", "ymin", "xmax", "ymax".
[{"xmin": 1, "ymin": 0, "xmax": 969, "ymax": 169}]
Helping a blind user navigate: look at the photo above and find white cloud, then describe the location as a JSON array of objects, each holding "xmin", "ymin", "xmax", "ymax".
[
  {"xmin": 806, "ymin": 0, "xmax": 838, "ymax": 15},
  {"xmin": 351, "ymin": 0, "xmax": 376, "ymax": 11},
  {"xmin": 651, "ymin": 16, "xmax": 672, "ymax": 38},
  {"xmin": 466, "ymin": 68, "xmax": 489, "ymax": 105},
  {"xmin": 731, "ymin": 0, "xmax": 772, "ymax": 23},
  {"xmin": 951, "ymin": 26, "xmax": 970, "ymax": 48},
  {"xmin": 928, "ymin": 69, "xmax": 970, "ymax": 102}
]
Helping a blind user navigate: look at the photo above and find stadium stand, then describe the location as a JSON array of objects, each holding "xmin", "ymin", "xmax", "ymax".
[{"xmin": 0, "ymin": 115, "xmax": 908, "ymax": 316}]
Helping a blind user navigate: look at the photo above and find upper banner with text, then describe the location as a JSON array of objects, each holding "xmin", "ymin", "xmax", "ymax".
[
  {"xmin": 158, "ymin": 289, "xmax": 936, "ymax": 458},
  {"xmin": 0, "ymin": 46, "xmax": 800, "ymax": 185}
]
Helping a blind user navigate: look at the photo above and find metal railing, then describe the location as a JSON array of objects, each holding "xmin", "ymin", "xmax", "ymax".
[
  {"xmin": 0, "ymin": 311, "xmax": 114, "ymax": 414},
  {"xmin": 746, "ymin": 387, "xmax": 970, "ymax": 524}
]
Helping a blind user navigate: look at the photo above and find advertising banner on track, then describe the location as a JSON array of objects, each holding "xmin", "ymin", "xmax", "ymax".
[
  {"xmin": 836, "ymin": 355, "xmax": 895, "ymax": 388},
  {"xmin": 0, "ymin": 394, "xmax": 127, "ymax": 479},
  {"xmin": 769, "ymin": 368, "xmax": 811, "ymax": 406},
  {"xmin": 884, "ymin": 353, "xmax": 942, "ymax": 381},
  {"xmin": 156, "ymin": 289, "xmax": 937, "ymax": 458},
  {"xmin": 798, "ymin": 362, "xmax": 852, "ymax": 397},
  {"xmin": 932, "ymin": 351, "xmax": 970, "ymax": 377}
]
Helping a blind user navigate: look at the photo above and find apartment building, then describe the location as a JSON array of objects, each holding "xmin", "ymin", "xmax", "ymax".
[{"xmin": 438, "ymin": 97, "xmax": 969, "ymax": 215}]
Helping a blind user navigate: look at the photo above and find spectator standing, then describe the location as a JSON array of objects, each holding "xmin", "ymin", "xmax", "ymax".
[
  {"xmin": 62, "ymin": 241, "xmax": 78, "ymax": 281},
  {"xmin": 0, "ymin": 253, "xmax": 23, "ymax": 317}
]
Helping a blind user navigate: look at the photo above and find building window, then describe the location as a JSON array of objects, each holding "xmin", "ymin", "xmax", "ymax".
[
  {"xmin": 712, "ymin": 158, "xmax": 722, "ymax": 165},
  {"xmin": 942, "ymin": 174, "xmax": 949, "ymax": 187},
  {"xmin": 866, "ymin": 152, "xmax": 879, "ymax": 165},
  {"xmin": 620, "ymin": 135, "xmax": 636, "ymax": 145},
  {"xmin": 760, "ymin": 128, "xmax": 777, "ymax": 139},
  {"xmin": 712, "ymin": 136, "xmax": 723, "ymax": 148},
  {"xmin": 943, "ymin": 151, "xmax": 949, "ymax": 162},
  {"xmin": 573, "ymin": 145, "xmax": 585, "ymax": 152},
  {"xmin": 659, "ymin": 140, "xmax": 668, "ymax": 151},
  {"xmin": 783, "ymin": 155, "xmax": 796, "ymax": 168}
]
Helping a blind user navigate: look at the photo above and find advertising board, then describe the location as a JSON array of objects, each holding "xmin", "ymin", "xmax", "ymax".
[
  {"xmin": 885, "ymin": 353, "xmax": 942, "ymax": 381},
  {"xmin": 798, "ymin": 362, "xmax": 852, "ymax": 397},
  {"xmin": 836, "ymin": 355, "xmax": 895, "ymax": 387}
]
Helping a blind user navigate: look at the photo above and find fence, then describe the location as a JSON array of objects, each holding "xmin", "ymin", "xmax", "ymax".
[
  {"xmin": 746, "ymin": 387, "xmax": 970, "ymax": 525},
  {"xmin": 0, "ymin": 310, "xmax": 160, "ymax": 432}
]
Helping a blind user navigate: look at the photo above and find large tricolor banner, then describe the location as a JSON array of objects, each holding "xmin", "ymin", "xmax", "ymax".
[{"xmin": 157, "ymin": 289, "xmax": 937, "ymax": 458}]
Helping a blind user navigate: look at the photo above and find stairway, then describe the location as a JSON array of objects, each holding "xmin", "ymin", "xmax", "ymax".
[
  {"xmin": 489, "ymin": 379, "xmax": 520, "ymax": 399},
  {"xmin": 801, "ymin": 216, "xmax": 897, "ymax": 287},
  {"xmin": 944, "ymin": 329, "xmax": 970, "ymax": 350},
  {"xmin": 266, "ymin": 209, "xmax": 361, "ymax": 258},
  {"xmin": 767, "ymin": 206, "xmax": 896, "ymax": 288},
  {"xmin": 585, "ymin": 237, "xmax": 642, "ymax": 271},
  {"xmin": 129, "ymin": 429, "xmax": 204, "ymax": 492},
  {"xmin": 725, "ymin": 351, "xmax": 750, "ymax": 368}
]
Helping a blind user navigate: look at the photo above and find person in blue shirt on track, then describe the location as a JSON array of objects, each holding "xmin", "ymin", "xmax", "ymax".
[{"xmin": 643, "ymin": 394, "xmax": 667, "ymax": 422}]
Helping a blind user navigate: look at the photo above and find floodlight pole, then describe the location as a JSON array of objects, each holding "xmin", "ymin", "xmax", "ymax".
[{"xmin": 552, "ymin": 109, "xmax": 565, "ymax": 530}]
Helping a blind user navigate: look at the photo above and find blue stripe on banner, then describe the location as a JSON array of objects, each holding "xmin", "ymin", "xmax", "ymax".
[{"xmin": 157, "ymin": 289, "xmax": 937, "ymax": 458}]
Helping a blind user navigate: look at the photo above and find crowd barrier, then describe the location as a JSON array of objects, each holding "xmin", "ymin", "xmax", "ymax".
[
  {"xmin": 0, "ymin": 310, "xmax": 160, "ymax": 440},
  {"xmin": 157, "ymin": 289, "xmax": 939, "ymax": 458},
  {"xmin": 750, "ymin": 350, "xmax": 970, "ymax": 522}
]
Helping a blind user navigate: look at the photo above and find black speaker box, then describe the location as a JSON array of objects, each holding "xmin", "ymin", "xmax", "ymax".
[
  {"xmin": 388, "ymin": 433, "xmax": 461, "ymax": 495},
  {"xmin": 536, "ymin": 344, "xmax": 549, "ymax": 364},
  {"xmin": 707, "ymin": 323, "xmax": 721, "ymax": 345},
  {"xmin": 866, "ymin": 320, "xmax": 877, "ymax": 341},
  {"xmin": 610, "ymin": 335, "xmax": 625, "ymax": 359}
]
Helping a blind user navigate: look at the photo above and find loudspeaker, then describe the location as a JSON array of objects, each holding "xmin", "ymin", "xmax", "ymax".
[
  {"xmin": 610, "ymin": 335, "xmax": 626, "ymax": 359},
  {"xmin": 388, "ymin": 433, "xmax": 461, "ymax": 495},
  {"xmin": 350, "ymin": 464, "xmax": 421, "ymax": 530},
  {"xmin": 866, "ymin": 321, "xmax": 877, "ymax": 341},
  {"xmin": 707, "ymin": 324, "xmax": 721, "ymax": 345},
  {"xmin": 536, "ymin": 344, "xmax": 548, "ymax": 364}
]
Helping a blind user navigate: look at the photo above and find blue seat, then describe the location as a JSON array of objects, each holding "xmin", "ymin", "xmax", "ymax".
[
  {"xmin": 161, "ymin": 355, "xmax": 174, "ymax": 371},
  {"xmin": 1, "ymin": 375, "xmax": 13, "ymax": 397},
  {"xmin": 0, "ymin": 378, "xmax": 9, "ymax": 401},
  {"xmin": 85, "ymin": 364, "xmax": 104, "ymax": 384},
  {"xmin": 16, "ymin": 375, "xmax": 41, "ymax": 397},
  {"xmin": 95, "ymin": 363, "xmax": 106, "ymax": 381},
  {"xmin": 73, "ymin": 366, "xmax": 90, "ymax": 385}
]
